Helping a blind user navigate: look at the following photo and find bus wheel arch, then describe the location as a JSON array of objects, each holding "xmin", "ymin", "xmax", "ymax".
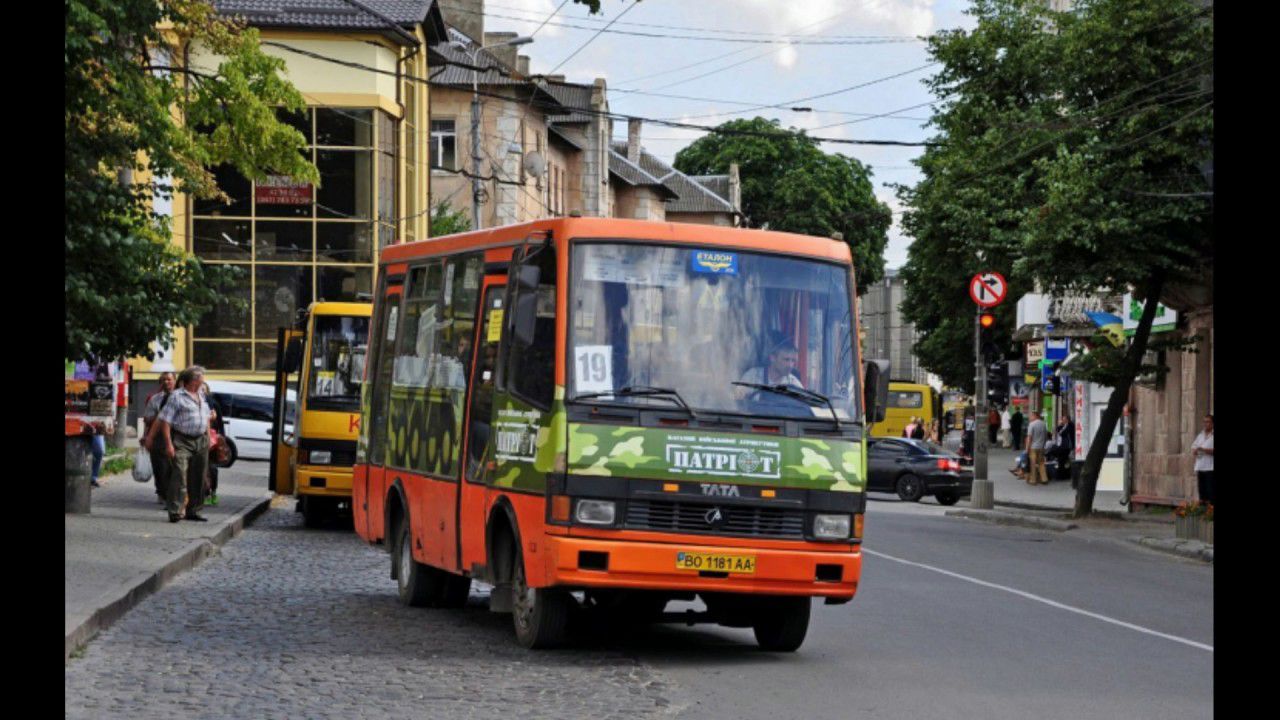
[{"xmin": 385, "ymin": 480, "xmax": 409, "ymax": 579}]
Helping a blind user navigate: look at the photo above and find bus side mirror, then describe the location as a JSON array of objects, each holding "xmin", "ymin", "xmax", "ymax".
[
  {"xmin": 863, "ymin": 359, "xmax": 890, "ymax": 424},
  {"xmin": 515, "ymin": 264, "xmax": 540, "ymax": 290},
  {"xmin": 283, "ymin": 337, "xmax": 303, "ymax": 373},
  {"xmin": 512, "ymin": 289, "xmax": 538, "ymax": 346}
]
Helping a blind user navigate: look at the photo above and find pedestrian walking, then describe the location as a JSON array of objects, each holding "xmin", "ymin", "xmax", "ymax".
[
  {"xmin": 1191, "ymin": 414, "xmax": 1214, "ymax": 505},
  {"xmin": 202, "ymin": 382, "xmax": 226, "ymax": 507},
  {"xmin": 1009, "ymin": 406, "xmax": 1025, "ymax": 452},
  {"xmin": 903, "ymin": 417, "xmax": 919, "ymax": 439},
  {"xmin": 1025, "ymin": 411, "xmax": 1049, "ymax": 485},
  {"xmin": 988, "ymin": 406, "xmax": 1001, "ymax": 446},
  {"xmin": 155, "ymin": 365, "xmax": 215, "ymax": 523},
  {"xmin": 89, "ymin": 430, "xmax": 106, "ymax": 488},
  {"xmin": 911, "ymin": 417, "xmax": 926, "ymax": 440},
  {"xmin": 141, "ymin": 371, "xmax": 176, "ymax": 503},
  {"xmin": 1000, "ymin": 406, "xmax": 1012, "ymax": 448}
]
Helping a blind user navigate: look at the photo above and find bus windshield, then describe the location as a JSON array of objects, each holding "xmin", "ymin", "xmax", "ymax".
[
  {"xmin": 569, "ymin": 242, "xmax": 859, "ymax": 422},
  {"xmin": 307, "ymin": 315, "xmax": 369, "ymax": 410}
]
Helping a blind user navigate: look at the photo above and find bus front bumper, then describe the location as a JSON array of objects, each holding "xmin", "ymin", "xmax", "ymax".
[
  {"xmin": 294, "ymin": 465, "xmax": 353, "ymax": 498},
  {"xmin": 544, "ymin": 535, "xmax": 860, "ymax": 599}
]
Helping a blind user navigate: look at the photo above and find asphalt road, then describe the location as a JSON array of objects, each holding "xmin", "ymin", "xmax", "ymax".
[{"xmin": 65, "ymin": 480, "xmax": 1213, "ymax": 719}]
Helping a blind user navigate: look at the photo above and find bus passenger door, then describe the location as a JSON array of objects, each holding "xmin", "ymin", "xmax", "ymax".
[
  {"xmin": 458, "ymin": 281, "xmax": 505, "ymax": 574},
  {"xmin": 363, "ymin": 287, "xmax": 401, "ymax": 543},
  {"xmin": 269, "ymin": 328, "xmax": 303, "ymax": 495}
]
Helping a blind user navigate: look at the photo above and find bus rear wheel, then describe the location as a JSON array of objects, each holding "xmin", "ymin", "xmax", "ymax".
[
  {"xmin": 752, "ymin": 596, "xmax": 811, "ymax": 652},
  {"xmin": 511, "ymin": 550, "xmax": 570, "ymax": 649}
]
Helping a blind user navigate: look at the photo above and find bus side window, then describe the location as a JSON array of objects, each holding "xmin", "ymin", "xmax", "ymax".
[
  {"xmin": 466, "ymin": 286, "xmax": 503, "ymax": 480},
  {"xmin": 501, "ymin": 244, "xmax": 557, "ymax": 409}
]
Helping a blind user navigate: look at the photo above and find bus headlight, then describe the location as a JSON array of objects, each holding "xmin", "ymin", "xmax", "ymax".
[
  {"xmin": 307, "ymin": 450, "xmax": 332, "ymax": 465},
  {"xmin": 814, "ymin": 514, "xmax": 851, "ymax": 540},
  {"xmin": 575, "ymin": 499, "xmax": 616, "ymax": 526}
]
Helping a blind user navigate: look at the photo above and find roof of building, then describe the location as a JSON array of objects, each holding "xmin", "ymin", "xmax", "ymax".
[
  {"xmin": 215, "ymin": 0, "xmax": 446, "ymax": 44},
  {"xmin": 608, "ymin": 151, "xmax": 680, "ymax": 200},
  {"xmin": 609, "ymin": 141, "xmax": 737, "ymax": 215},
  {"xmin": 548, "ymin": 125, "xmax": 584, "ymax": 150},
  {"xmin": 429, "ymin": 28, "xmax": 564, "ymax": 108},
  {"xmin": 544, "ymin": 82, "xmax": 596, "ymax": 124}
]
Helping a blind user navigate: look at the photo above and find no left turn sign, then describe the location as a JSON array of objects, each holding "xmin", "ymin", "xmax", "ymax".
[{"xmin": 970, "ymin": 272, "xmax": 1007, "ymax": 308}]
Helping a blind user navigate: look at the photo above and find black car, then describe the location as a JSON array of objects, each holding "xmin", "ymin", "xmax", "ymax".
[{"xmin": 866, "ymin": 438, "xmax": 973, "ymax": 505}]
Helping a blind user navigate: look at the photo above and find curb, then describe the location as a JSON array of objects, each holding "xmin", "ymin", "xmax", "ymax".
[
  {"xmin": 64, "ymin": 493, "xmax": 273, "ymax": 663},
  {"xmin": 945, "ymin": 508, "xmax": 1078, "ymax": 532},
  {"xmin": 1130, "ymin": 536, "xmax": 1214, "ymax": 563}
]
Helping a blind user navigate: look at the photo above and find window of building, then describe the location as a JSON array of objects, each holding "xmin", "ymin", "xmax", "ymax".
[
  {"xmin": 191, "ymin": 106, "xmax": 394, "ymax": 374},
  {"xmin": 430, "ymin": 119, "xmax": 456, "ymax": 171}
]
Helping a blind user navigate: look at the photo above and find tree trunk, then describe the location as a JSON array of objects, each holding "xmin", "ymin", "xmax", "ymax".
[{"xmin": 1072, "ymin": 272, "xmax": 1165, "ymax": 518}]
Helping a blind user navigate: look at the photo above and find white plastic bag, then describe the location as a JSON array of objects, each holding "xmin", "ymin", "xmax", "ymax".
[{"xmin": 132, "ymin": 447, "xmax": 153, "ymax": 483}]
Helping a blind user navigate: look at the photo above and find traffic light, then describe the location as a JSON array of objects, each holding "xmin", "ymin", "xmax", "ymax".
[
  {"xmin": 978, "ymin": 311, "xmax": 998, "ymax": 361},
  {"xmin": 979, "ymin": 311, "xmax": 996, "ymax": 330}
]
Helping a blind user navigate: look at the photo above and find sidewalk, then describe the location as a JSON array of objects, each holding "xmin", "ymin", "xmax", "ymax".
[
  {"xmin": 952, "ymin": 446, "xmax": 1212, "ymax": 563},
  {"xmin": 64, "ymin": 460, "xmax": 273, "ymax": 662}
]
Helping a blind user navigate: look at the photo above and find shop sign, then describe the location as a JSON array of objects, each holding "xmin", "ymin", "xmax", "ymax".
[
  {"xmin": 1121, "ymin": 292, "xmax": 1177, "ymax": 336},
  {"xmin": 1025, "ymin": 341, "xmax": 1045, "ymax": 365},
  {"xmin": 255, "ymin": 175, "xmax": 313, "ymax": 205},
  {"xmin": 1045, "ymin": 338, "xmax": 1069, "ymax": 361}
]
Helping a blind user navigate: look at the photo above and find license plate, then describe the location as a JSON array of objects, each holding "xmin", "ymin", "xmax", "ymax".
[{"xmin": 675, "ymin": 551, "xmax": 756, "ymax": 574}]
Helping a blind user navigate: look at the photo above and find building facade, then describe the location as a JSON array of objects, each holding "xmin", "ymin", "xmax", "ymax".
[
  {"xmin": 129, "ymin": 0, "xmax": 446, "ymax": 411},
  {"xmin": 860, "ymin": 269, "xmax": 930, "ymax": 385}
]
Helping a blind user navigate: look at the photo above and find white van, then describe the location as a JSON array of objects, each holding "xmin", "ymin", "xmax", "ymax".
[{"xmin": 206, "ymin": 380, "xmax": 295, "ymax": 461}]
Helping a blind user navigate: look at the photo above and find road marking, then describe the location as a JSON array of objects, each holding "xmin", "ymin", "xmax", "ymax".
[{"xmin": 862, "ymin": 548, "xmax": 1214, "ymax": 653}]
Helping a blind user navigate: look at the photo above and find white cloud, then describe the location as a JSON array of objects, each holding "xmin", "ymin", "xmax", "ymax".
[
  {"xmin": 877, "ymin": 190, "xmax": 913, "ymax": 271},
  {"xmin": 738, "ymin": 0, "xmax": 936, "ymax": 38}
]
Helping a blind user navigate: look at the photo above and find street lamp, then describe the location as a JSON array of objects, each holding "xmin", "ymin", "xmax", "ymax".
[{"xmin": 448, "ymin": 36, "xmax": 534, "ymax": 231}]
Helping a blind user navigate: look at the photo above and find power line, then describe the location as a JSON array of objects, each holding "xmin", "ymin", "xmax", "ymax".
[
  {"xmin": 545, "ymin": 1, "xmax": 641, "ymax": 76},
  {"xmin": 527, "ymin": 0, "xmax": 571, "ymax": 40},
  {"xmin": 259, "ymin": 41, "xmax": 937, "ymax": 147},
  {"xmin": 482, "ymin": 0, "xmax": 919, "ymax": 40}
]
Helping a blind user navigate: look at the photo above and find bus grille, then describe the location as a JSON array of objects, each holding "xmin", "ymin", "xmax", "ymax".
[{"xmin": 625, "ymin": 500, "xmax": 805, "ymax": 539}]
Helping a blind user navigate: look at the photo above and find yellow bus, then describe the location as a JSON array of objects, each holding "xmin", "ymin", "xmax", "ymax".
[
  {"xmin": 869, "ymin": 382, "xmax": 939, "ymax": 439},
  {"xmin": 269, "ymin": 301, "xmax": 373, "ymax": 527}
]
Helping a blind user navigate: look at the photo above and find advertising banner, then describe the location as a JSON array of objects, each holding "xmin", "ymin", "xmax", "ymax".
[{"xmin": 255, "ymin": 175, "xmax": 313, "ymax": 205}]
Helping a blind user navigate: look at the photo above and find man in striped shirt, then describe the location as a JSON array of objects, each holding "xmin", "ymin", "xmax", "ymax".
[{"xmin": 156, "ymin": 365, "xmax": 215, "ymax": 523}]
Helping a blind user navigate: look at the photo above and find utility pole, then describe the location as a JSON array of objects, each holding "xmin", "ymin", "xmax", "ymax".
[
  {"xmin": 448, "ymin": 35, "xmax": 535, "ymax": 232},
  {"xmin": 971, "ymin": 307, "xmax": 993, "ymax": 507}
]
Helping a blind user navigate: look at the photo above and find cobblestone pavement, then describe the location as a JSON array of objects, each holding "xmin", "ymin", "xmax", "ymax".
[{"xmin": 65, "ymin": 508, "xmax": 677, "ymax": 719}]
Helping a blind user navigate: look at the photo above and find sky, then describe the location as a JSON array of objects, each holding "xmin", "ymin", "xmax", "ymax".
[{"xmin": 478, "ymin": 0, "xmax": 979, "ymax": 270}]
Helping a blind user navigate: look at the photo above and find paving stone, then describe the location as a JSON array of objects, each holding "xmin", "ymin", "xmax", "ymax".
[{"xmin": 65, "ymin": 507, "xmax": 675, "ymax": 719}]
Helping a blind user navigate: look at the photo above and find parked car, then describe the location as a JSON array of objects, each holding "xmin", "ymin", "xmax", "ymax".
[
  {"xmin": 866, "ymin": 437, "xmax": 973, "ymax": 505},
  {"xmin": 206, "ymin": 380, "xmax": 295, "ymax": 461}
]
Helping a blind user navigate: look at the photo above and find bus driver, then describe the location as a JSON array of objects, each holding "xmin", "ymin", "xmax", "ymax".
[{"xmin": 736, "ymin": 341, "xmax": 804, "ymax": 396}]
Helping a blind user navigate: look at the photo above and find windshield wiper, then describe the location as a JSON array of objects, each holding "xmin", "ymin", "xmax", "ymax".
[
  {"xmin": 731, "ymin": 382, "xmax": 842, "ymax": 431},
  {"xmin": 569, "ymin": 385, "xmax": 697, "ymax": 419}
]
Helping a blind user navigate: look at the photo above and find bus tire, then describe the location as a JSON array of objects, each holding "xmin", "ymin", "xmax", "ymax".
[
  {"xmin": 895, "ymin": 473, "xmax": 925, "ymax": 502},
  {"xmin": 752, "ymin": 596, "xmax": 811, "ymax": 652},
  {"xmin": 394, "ymin": 517, "xmax": 436, "ymax": 608},
  {"xmin": 511, "ymin": 548, "xmax": 570, "ymax": 649},
  {"xmin": 302, "ymin": 496, "xmax": 328, "ymax": 528}
]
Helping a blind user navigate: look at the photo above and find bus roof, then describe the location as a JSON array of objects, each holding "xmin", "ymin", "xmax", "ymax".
[
  {"xmin": 381, "ymin": 217, "xmax": 853, "ymax": 266},
  {"xmin": 308, "ymin": 301, "xmax": 372, "ymax": 317}
]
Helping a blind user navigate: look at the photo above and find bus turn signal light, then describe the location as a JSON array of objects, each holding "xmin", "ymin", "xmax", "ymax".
[
  {"xmin": 854, "ymin": 513, "xmax": 864, "ymax": 540},
  {"xmin": 551, "ymin": 495, "xmax": 571, "ymax": 522}
]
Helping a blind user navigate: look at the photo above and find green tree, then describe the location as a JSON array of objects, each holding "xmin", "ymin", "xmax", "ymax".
[
  {"xmin": 430, "ymin": 199, "xmax": 472, "ymax": 237},
  {"xmin": 66, "ymin": 0, "xmax": 318, "ymax": 363},
  {"xmin": 899, "ymin": 0, "xmax": 1211, "ymax": 515},
  {"xmin": 674, "ymin": 117, "xmax": 892, "ymax": 292}
]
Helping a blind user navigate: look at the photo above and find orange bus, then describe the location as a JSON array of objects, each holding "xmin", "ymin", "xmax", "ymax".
[{"xmin": 353, "ymin": 218, "xmax": 888, "ymax": 650}]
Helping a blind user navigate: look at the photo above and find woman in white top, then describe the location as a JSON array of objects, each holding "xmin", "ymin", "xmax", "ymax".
[{"xmin": 1191, "ymin": 414, "xmax": 1214, "ymax": 505}]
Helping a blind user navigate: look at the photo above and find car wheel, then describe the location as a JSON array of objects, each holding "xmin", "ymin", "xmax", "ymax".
[
  {"xmin": 935, "ymin": 491, "xmax": 960, "ymax": 506},
  {"xmin": 511, "ymin": 548, "xmax": 571, "ymax": 649},
  {"xmin": 895, "ymin": 473, "xmax": 925, "ymax": 502},
  {"xmin": 753, "ymin": 596, "xmax": 811, "ymax": 652}
]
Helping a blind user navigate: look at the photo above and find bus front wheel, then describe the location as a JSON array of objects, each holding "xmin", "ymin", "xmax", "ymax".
[
  {"xmin": 752, "ymin": 596, "xmax": 811, "ymax": 652},
  {"xmin": 511, "ymin": 550, "xmax": 570, "ymax": 649},
  {"xmin": 394, "ymin": 519, "xmax": 436, "ymax": 607}
]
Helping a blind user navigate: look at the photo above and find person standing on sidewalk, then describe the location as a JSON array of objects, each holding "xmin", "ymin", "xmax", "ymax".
[
  {"xmin": 1026, "ymin": 411, "xmax": 1049, "ymax": 485},
  {"xmin": 141, "ymin": 371, "xmax": 176, "ymax": 503},
  {"xmin": 1009, "ymin": 406, "xmax": 1025, "ymax": 452},
  {"xmin": 988, "ymin": 406, "xmax": 1001, "ymax": 446},
  {"xmin": 1191, "ymin": 414, "xmax": 1214, "ymax": 505},
  {"xmin": 155, "ymin": 366, "xmax": 214, "ymax": 523}
]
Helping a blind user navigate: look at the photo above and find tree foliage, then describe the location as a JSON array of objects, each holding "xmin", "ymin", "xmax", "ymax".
[
  {"xmin": 430, "ymin": 199, "xmax": 472, "ymax": 237},
  {"xmin": 674, "ymin": 117, "xmax": 892, "ymax": 292},
  {"xmin": 65, "ymin": 0, "xmax": 318, "ymax": 363},
  {"xmin": 899, "ymin": 0, "xmax": 1212, "ymax": 514}
]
